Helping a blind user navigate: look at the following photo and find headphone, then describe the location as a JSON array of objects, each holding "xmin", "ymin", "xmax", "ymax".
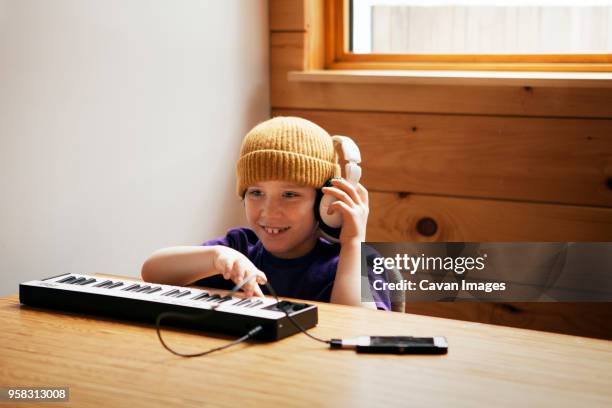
[{"xmin": 314, "ymin": 135, "xmax": 362, "ymax": 243}]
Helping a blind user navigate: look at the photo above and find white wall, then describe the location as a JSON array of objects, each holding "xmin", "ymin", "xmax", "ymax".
[{"xmin": 0, "ymin": 0, "xmax": 269, "ymax": 296}]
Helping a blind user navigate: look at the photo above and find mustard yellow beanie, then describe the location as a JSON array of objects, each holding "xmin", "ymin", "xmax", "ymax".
[{"xmin": 236, "ymin": 116, "xmax": 341, "ymax": 197}]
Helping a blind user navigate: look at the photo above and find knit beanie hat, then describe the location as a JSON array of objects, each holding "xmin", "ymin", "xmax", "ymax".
[{"xmin": 236, "ymin": 116, "xmax": 341, "ymax": 197}]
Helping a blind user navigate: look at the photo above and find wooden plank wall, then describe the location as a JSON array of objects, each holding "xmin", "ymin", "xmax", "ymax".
[{"xmin": 269, "ymin": 0, "xmax": 612, "ymax": 339}]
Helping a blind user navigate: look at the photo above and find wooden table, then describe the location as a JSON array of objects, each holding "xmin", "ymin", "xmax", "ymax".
[{"xmin": 1, "ymin": 276, "xmax": 611, "ymax": 407}]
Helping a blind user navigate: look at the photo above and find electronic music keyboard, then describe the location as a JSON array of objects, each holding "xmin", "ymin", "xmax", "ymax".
[{"xmin": 19, "ymin": 273, "xmax": 318, "ymax": 341}]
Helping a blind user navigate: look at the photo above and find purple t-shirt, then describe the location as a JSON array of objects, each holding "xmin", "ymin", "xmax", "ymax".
[{"xmin": 195, "ymin": 227, "xmax": 391, "ymax": 311}]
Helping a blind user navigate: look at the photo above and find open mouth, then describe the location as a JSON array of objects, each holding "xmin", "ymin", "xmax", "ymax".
[{"xmin": 259, "ymin": 225, "xmax": 290, "ymax": 236}]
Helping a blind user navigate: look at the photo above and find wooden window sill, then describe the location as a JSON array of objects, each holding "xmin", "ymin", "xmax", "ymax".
[{"xmin": 288, "ymin": 70, "xmax": 612, "ymax": 88}]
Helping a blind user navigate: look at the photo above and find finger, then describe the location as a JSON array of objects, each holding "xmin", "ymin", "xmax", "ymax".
[
  {"xmin": 255, "ymin": 270, "xmax": 267, "ymax": 285},
  {"xmin": 231, "ymin": 260, "xmax": 247, "ymax": 282},
  {"xmin": 330, "ymin": 200, "xmax": 353, "ymax": 217},
  {"xmin": 242, "ymin": 281, "xmax": 259, "ymax": 297},
  {"xmin": 221, "ymin": 259, "xmax": 234, "ymax": 280},
  {"xmin": 253, "ymin": 284, "xmax": 265, "ymax": 298},
  {"xmin": 331, "ymin": 178, "xmax": 362, "ymax": 205},
  {"xmin": 356, "ymin": 183, "xmax": 369, "ymax": 205},
  {"xmin": 238, "ymin": 277, "xmax": 253, "ymax": 296},
  {"xmin": 243, "ymin": 278, "xmax": 264, "ymax": 297},
  {"xmin": 321, "ymin": 186, "xmax": 355, "ymax": 208},
  {"xmin": 232, "ymin": 270, "xmax": 256, "ymax": 292}
]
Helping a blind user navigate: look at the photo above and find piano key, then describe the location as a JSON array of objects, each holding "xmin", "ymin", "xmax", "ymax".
[
  {"xmin": 233, "ymin": 299, "xmax": 250, "ymax": 307},
  {"xmin": 58, "ymin": 276, "xmax": 78, "ymax": 284},
  {"xmin": 217, "ymin": 295, "xmax": 233, "ymax": 304},
  {"xmin": 78, "ymin": 278, "xmax": 97, "ymax": 285},
  {"xmin": 134, "ymin": 285, "xmax": 151, "ymax": 293},
  {"xmin": 206, "ymin": 294, "xmax": 221, "ymax": 302},
  {"xmin": 94, "ymin": 280, "xmax": 112, "ymax": 288},
  {"xmin": 122, "ymin": 284, "xmax": 140, "ymax": 291},
  {"xmin": 175, "ymin": 290, "xmax": 192, "ymax": 298},
  {"xmin": 145, "ymin": 287, "xmax": 162, "ymax": 294},
  {"xmin": 70, "ymin": 277, "xmax": 87, "ymax": 285},
  {"xmin": 162, "ymin": 289, "xmax": 179, "ymax": 296},
  {"xmin": 247, "ymin": 300, "xmax": 263, "ymax": 308},
  {"xmin": 192, "ymin": 292, "xmax": 210, "ymax": 301},
  {"xmin": 106, "ymin": 282, "xmax": 123, "ymax": 289}
]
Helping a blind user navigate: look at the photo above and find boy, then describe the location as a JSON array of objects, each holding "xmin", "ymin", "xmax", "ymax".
[{"xmin": 141, "ymin": 116, "xmax": 391, "ymax": 310}]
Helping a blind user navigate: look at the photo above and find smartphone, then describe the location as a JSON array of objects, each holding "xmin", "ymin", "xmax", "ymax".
[{"xmin": 338, "ymin": 336, "xmax": 448, "ymax": 354}]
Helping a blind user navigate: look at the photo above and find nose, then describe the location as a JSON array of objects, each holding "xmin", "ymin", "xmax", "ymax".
[{"xmin": 260, "ymin": 195, "xmax": 283, "ymax": 218}]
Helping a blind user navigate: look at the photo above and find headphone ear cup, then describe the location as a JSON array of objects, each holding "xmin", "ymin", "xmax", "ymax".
[
  {"xmin": 314, "ymin": 179, "xmax": 342, "ymax": 242},
  {"xmin": 315, "ymin": 179, "xmax": 342, "ymax": 227},
  {"xmin": 320, "ymin": 194, "xmax": 342, "ymax": 228}
]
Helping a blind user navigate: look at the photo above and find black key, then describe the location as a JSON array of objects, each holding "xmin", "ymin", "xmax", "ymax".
[
  {"xmin": 205, "ymin": 294, "xmax": 221, "ymax": 302},
  {"xmin": 58, "ymin": 276, "xmax": 77, "ymax": 284},
  {"xmin": 145, "ymin": 287, "xmax": 162, "ymax": 294},
  {"xmin": 247, "ymin": 300, "xmax": 263, "ymax": 308},
  {"xmin": 122, "ymin": 284, "xmax": 140, "ymax": 291},
  {"xmin": 107, "ymin": 282, "xmax": 123, "ymax": 289},
  {"xmin": 233, "ymin": 299, "xmax": 251, "ymax": 307},
  {"xmin": 217, "ymin": 295, "xmax": 233, "ymax": 304},
  {"xmin": 192, "ymin": 292, "xmax": 210, "ymax": 301},
  {"xmin": 162, "ymin": 289, "xmax": 179, "ymax": 296},
  {"xmin": 175, "ymin": 290, "xmax": 192, "ymax": 298},
  {"xmin": 70, "ymin": 277, "xmax": 87, "ymax": 285},
  {"xmin": 79, "ymin": 278, "xmax": 97, "ymax": 285},
  {"xmin": 94, "ymin": 280, "xmax": 112, "ymax": 288},
  {"xmin": 126, "ymin": 285, "xmax": 142, "ymax": 292},
  {"xmin": 135, "ymin": 285, "xmax": 151, "ymax": 293},
  {"xmin": 43, "ymin": 273, "xmax": 71, "ymax": 282}
]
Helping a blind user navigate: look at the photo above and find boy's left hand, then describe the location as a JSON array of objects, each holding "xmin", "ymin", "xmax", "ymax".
[{"xmin": 321, "ymin": 178, "xmax": 369, "ymax": 246}]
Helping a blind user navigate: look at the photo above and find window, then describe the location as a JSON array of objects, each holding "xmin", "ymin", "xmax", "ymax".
[{"xmin": 325, "ymin": 0, "xmax": 612, "ymax": 71}]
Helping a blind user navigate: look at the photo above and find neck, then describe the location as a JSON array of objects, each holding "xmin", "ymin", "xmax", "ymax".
[{"xmin": 268, "ymin": 232, "xmax": 318, "ymax": 259}]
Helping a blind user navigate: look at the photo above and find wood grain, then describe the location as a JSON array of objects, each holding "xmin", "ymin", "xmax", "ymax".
[
  {"xmin": 272, "ymin": 108, "xmax": 612, "ymax": 207},
  {"xmin": 367, "ymin": 191, "xmax": 612, "ymax": 242},
  {"xmin": 270, "ymin": 0, "xmax": 305, "ymax": 32},
  {"xmin": 271, "ymin": 32, "xmax": 612, "ymax": 118},
  {"xmin": 2, "ymin": 292, "xmax": 612, "ymax": 407},
  {"xmin": 304, "ymin": 0, "xmax": 325, "ymax": 69},
  {"xmin": 405, "ymin": 302, "xmax": 612, "ymax": 340},
  {"xmin": 288, "ymin": 69, "xmax": 612, "ymax": 88}
]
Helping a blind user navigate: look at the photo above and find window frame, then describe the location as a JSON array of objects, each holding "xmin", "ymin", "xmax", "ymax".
[{"xmin": 325, "ymin": 0, "xmax": 612, "ymax": 72}]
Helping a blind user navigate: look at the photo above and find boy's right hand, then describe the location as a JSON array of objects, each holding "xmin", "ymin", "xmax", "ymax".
[{"xmin": 213, "ymin": 246, "xmax": 267, "ymax": 297}]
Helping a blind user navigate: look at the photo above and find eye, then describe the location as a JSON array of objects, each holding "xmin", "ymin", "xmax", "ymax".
[
  {"xmin": 247, "ymin": 189, "xmax": 263, "ymax": 198},
  {"xmin": 283, "ymin": 191, "xmax": 300, "ymax": 198}
]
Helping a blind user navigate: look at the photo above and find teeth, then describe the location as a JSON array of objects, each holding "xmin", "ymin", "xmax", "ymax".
[{"xmin": 262, "ymin": 226, "xmax": 288, "ymax": 235}]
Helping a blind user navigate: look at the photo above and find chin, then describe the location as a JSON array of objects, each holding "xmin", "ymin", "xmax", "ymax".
[{"xmin": 262, "ymin": 240, "xmax": 293, "ymax": 254}]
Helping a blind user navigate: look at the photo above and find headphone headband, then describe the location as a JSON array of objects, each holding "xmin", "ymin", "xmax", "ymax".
[
  {"xmin": 331, "ymin": 135, "xmax": 362, "ymax": 186},
  {"xmin": 332, "ymin": 135, "xmax": 361, "ymax": 163}
]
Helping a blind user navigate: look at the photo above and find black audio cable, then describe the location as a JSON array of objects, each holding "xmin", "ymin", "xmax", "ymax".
[{"xmin": 155, "ymin": 279, "xmax": 331, "ymax": 357}]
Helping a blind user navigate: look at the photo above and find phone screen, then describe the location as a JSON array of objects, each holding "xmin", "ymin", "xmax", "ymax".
[{"xmin": 370, "ymin": 336, "xmax": 435, "ymax": 346}]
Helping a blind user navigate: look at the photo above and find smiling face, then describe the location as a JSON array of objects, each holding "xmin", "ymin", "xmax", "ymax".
[{"xmin": 244, "ymin": 180, "xmax": 319, "ymax": 259}]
